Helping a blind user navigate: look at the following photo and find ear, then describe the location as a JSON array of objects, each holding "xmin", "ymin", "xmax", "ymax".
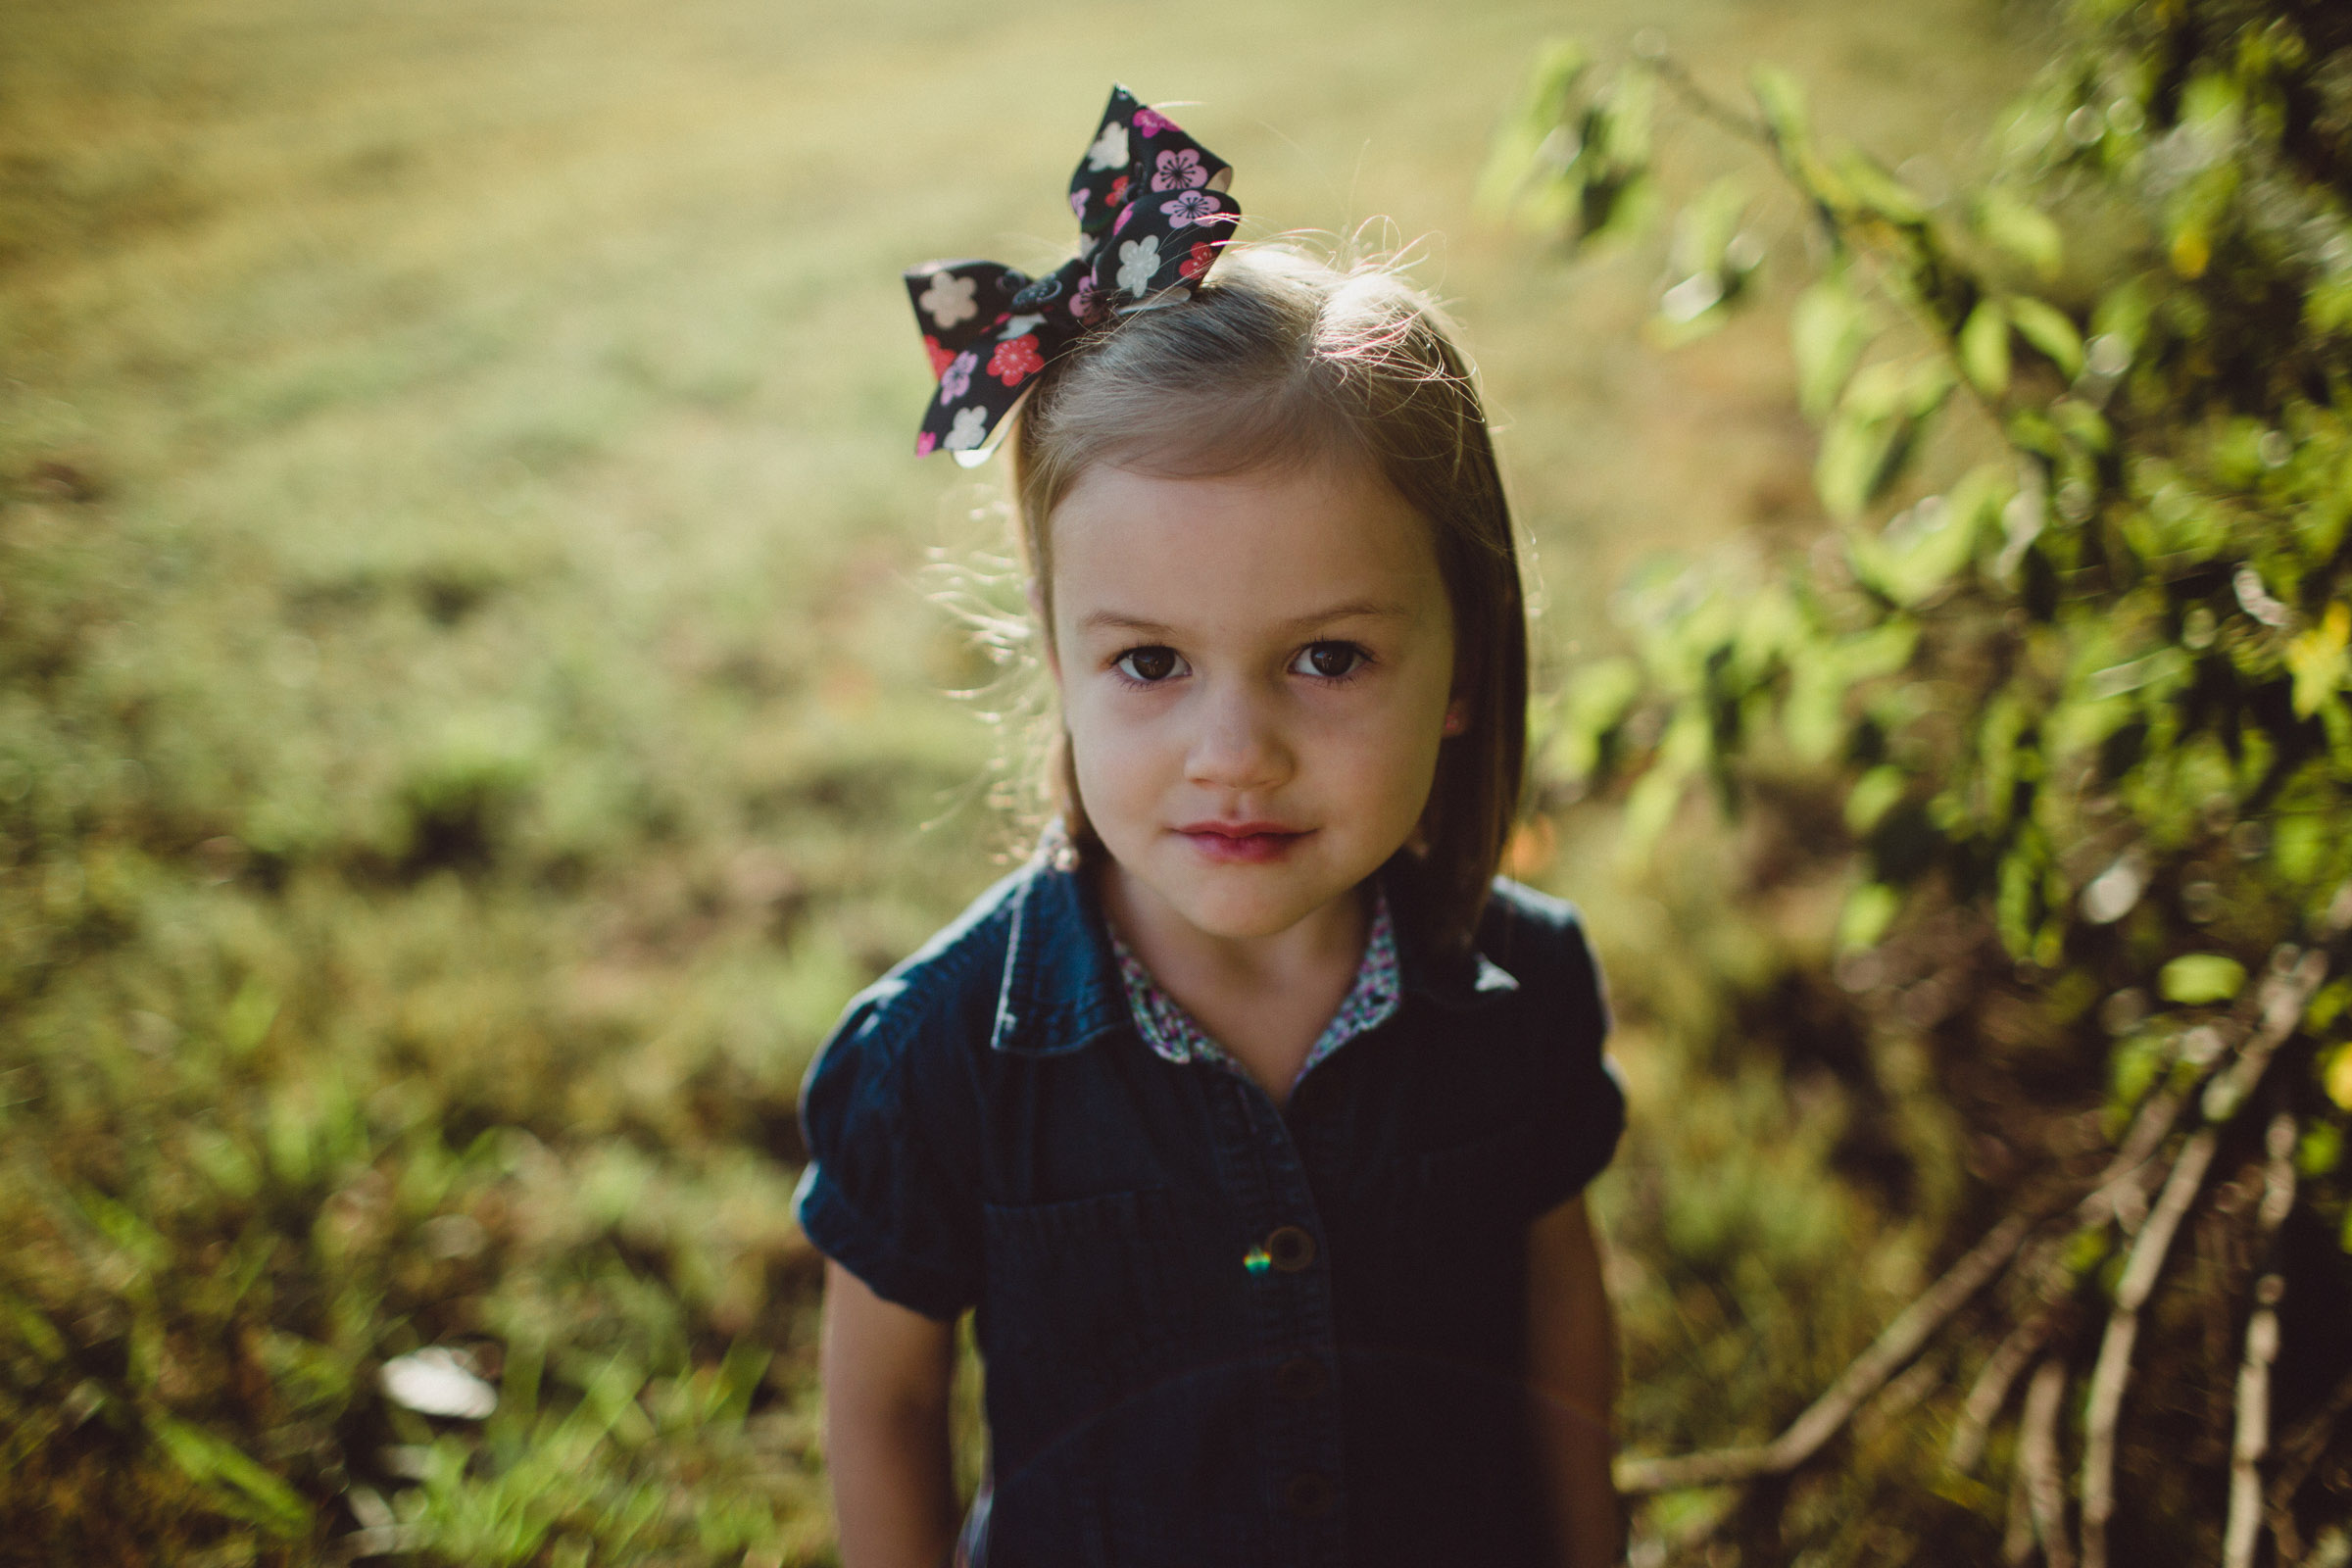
[
  {"xmin": 1441, "ymin": 697, "xmax": 1469, "ymax": 737},
  {"xmin": 1027, "ymin": 578, "xmax": 1062, "ymax": 690}
]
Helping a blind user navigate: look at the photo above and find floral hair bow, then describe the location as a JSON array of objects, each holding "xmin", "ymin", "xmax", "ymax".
[{"xmin": 905, "ymin": 84, "xmax": 1242, "ymax": 458}]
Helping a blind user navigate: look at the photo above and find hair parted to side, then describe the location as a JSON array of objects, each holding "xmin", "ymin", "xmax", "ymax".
[{"xmin": 1004, "ymin": 242, "xmax": 1529, "ymax": 954}]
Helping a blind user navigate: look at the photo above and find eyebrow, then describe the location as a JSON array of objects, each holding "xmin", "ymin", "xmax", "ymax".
[{"xmin": 1077, "ymin": 600, "xmax": 1415, "ymax": 637}]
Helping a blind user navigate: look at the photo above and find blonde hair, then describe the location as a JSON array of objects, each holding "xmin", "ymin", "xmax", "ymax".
[{"xmin": 1006, "ymin": 244, "xmax": 1528, "ymax": 953}]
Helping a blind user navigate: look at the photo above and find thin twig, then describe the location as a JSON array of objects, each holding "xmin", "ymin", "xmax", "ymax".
[
  {"xmin": 1950, "ymin": 1307, "xmax": 2057, "ymax": 1475},
  {"xmin": 1644, "ymin": 54, "xmax": 1773, "ymax": 149},
  {"xmin": 2021, "ymin": 1358, "xmax": 2074, "ymax": 1568},
  {"xmin": 2224, "ymin": 1116, "xmax": 2295, "ymax": 1568},
  {"xmin": 1614, "ymin": 893, "xmax": 2346, "ymax": 1517},
  {"xmin": 2205, "ymin": 948, "xmax": 2328, "ymax": 1123},
  {"xmin": 2073, "ymin": 942, "xmax": 2316, "ymax": 1231},
  {"xmin": 1616, "ymin": 1210, "xmax": 2036, "ymax": 1493},
  {"xmin": 2079, "ymin": 1127, "xmax": 2217, "ymax": 1568},
  {"xmin": 2002, "ymin": 1446, "xmax": 2035, "ymax": 1566},
  {"xmin": 2079, "ymin": 934, "xmax": 2335, "ymax": 1568}
]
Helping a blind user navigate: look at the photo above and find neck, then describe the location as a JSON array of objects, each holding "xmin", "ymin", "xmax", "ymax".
[{"xmin": 1097, "ymin": 861, "xmax": 1369, "ymax": 996}]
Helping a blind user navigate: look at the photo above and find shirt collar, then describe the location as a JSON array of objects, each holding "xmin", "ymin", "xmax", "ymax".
[
  {"xmin": 987, "ymin": 838, "xmax": 1515, "ymax": 1058},
  {"xmin": 987, "ymin": 837, "xmax": 1132, "ymax": 1057},
  {"xmin": 1108, "ymin": 889, "xmax": 1402, "ymax": 1070}
]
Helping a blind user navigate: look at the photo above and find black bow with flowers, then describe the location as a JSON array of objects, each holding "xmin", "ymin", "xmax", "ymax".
[{"xmin": 904, "ymin": 85, "xmax": 1242, "ymax": 458}]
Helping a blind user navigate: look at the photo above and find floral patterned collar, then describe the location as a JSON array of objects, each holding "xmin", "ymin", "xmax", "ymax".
[{"xmin": 1107, "ymin": 891, "xmax": 1401, "ymax": 1093}]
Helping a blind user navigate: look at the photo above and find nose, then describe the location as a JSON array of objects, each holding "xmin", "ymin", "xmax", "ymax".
[{"xmin": 1185, "ymin": 677, "xmax": 1292, "ymax": 794}]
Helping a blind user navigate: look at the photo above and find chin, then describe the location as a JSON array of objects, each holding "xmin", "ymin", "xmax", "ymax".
[{"xmin": 1162, "ymin": 877, "xmax": 1339, "ymax": 941}]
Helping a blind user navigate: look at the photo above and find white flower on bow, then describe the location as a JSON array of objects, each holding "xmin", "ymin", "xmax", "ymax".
[
  {"xmin": 1159, "ymin": 190, "xmax": 1218, "ymax": 228},
  {"xmin": 939, "ymin": 350, "xmax": 977, "ymax": 402},
  {"xmin": 1085, "ymin": 121, "xmax": 1129, "ymax": 172},
  {"xmin": 999, "ymin": 314, "xmax": 1045, "ymax": 339},
  {"xmin": 917, "ymin": 271, "xmax": 978, "ymax": 329},
  {"xmin": 1116, "ymin": 236, "xmax": 1163, "ymax": 298},
  {"xmin": 1152, "ymin": 148, "xmax": 1205, "ymax": 192},
  {"xmin": 944, "ymin": 406, "xmax": 991, "ymax": 451}
]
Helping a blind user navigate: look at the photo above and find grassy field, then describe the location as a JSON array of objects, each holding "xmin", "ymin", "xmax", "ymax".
[{"xmin": 1, "ymin": 1, "xmax": 2045, "ymax": 1561}]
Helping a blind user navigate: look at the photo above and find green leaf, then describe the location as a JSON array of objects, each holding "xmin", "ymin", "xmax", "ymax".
[
  {"xmin": 1837, "ymin": 620, "xmax": 1922, "ymax": 683},
  {"xmin": 2007, "ymin": 296, "xmax": 2085, "ymax": 379},
  {"xmin": 1836, "ymin": 150, "xmax": 1930, "ymax": 223},
  {"xmin": 1784, "ymin": 660, "xmax": 1848, "ymax": 763},
  {"xmin": 2159, "ymin": 954, "xmax": 2246, "ymax": 1005},
  {"xmin": 1477, "ymin": 39, "xmax": 1592, "ymax": 220},
  {"xmin": 221, "ymin": 976, "xmax": 279, "ymax": 1056},
  {"xmin": 1816, "ymin": 361, "xmax": 1953, "ymax": 519},
  {"xmin": 151, "ymin": 1417, "xmax": 313, "ymax": 1536},
  {"xmin": 2090, "ymin": 273, "xmax": 2156, "ymax": 357},
  {"xmin": 1791, "ymin": 273, "xmax": 1875, "ymax": 420},
  {"xmin": 1845, "ymin": 765, "xmax": 1906, "ymax": 832},
  {"xmin": 1670, "ymin": 174, "xmax": 1753, "ymax": 277},
  {"xmin": 1847, "ymin": 466, "xmax": 2007, "ymax": 607},
  {"xmin": 1748, "ymin": 65, "xmax": 1812, "ymax": 155},
  {"xmin": 1976, "ymin": 188, "xmax": 2064, "ymax": 279},
  {"xmin": 1838, "ymin": 882, "xmax": 1899, "ymax": 952},
  {"xmin": 1, "ymin": 1289, "xmax": 67, "ymax": 1363},
  {"xmin": 2308, "ymin": 273, "xmax": 2352, "ymax": 337},
  {"xmin": 1958, "ymin": 298, "xmax": 2011, "ymax": 397},
  {"xmin": 1549, "ymin": 658, "xmax": 1644, "ymax": 781},
  {"xmin": 1621, "ymin": 712, "xmax": 1704, "ymax": 857}
]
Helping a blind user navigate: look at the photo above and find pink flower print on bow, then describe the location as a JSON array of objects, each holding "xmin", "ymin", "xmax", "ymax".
[{"xmin": 1152, "ymin": 149, "xmax": 1206, "ymax": 192}]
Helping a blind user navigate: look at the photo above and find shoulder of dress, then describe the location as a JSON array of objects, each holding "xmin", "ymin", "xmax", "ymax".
[
  {"xmin": 1483, "ymin": 875, "xmax": 1585, "ymax": 933},
  {"xmin": 819, "ymin": 859, "xmax": 1041, "ymax": 1068},
  {"xmin": 1470, "ymin": 877, "xmax": 1603, "ymax": 1001},
  {"xmin": 1480, "ymin": 876, "xmax": 1592, "ymax": 956}
]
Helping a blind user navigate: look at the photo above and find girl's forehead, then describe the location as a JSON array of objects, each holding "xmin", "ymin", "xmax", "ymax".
[
  {"xmin": 1054, "ymin": 458, "xmax": 1423, "ymax": 547},
  {"xmin": 1047, "ymin": 461, "xmax": 1446, "ymax": 624}
]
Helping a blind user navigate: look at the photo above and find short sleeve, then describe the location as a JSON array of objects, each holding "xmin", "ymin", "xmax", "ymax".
[
  {"xmin": 794, "ymin": 990, "xmax": 984, "ymax": 1322},
  {"xmin": 1523, "ymin": 906, "xmax": 1628, "ymax": 1214}
]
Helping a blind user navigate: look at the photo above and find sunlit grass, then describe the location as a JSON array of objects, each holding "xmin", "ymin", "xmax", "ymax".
[{"xmin": 0, "ymin": 0, "xmax": 2040, "ymax": 1559}]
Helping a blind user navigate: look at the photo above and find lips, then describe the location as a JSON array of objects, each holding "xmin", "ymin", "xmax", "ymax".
[{"xmin": 1173, "ymin": 820, "xmax": 1311, "ymax": 864}]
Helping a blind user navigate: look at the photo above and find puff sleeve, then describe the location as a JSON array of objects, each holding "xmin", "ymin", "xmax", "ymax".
[
  {"xmin": 793, "ymin": 987, "xmax": 985, "ymax": 1322},
  {"xmin": 1490, "ymin": 887, "xmax": 1627, "ymax": 1215},
  {"xmin": 1534, "ymin": 913, "xmax": 1625, "ymax": 1210}
]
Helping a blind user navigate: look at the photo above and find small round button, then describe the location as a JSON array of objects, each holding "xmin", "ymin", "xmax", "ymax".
[
  {"xmin": 1265, "ymin": 1225, "xmax": 1317, "ymax": 1272},
  {"xmin": 1274, "ymin": 1355, "xmax": 1329, "ymax": 1399},
  {"xmin": 1283, "ymin": 1471, "xmax": 1337, "ymax": 1518}
]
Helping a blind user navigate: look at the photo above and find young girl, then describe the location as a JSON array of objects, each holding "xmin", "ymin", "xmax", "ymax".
[{"xmin": 795, "ymin": 86, "xmax": 1627, "ymax": 1568}]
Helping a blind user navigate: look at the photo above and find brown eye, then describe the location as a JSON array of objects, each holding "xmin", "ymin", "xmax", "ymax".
[
  {"xmin": 1115, "ymin": 646, "xmax": 1185, "ymax": 683},
  {"xmin": 1291, "ymin": 642, "xmax": 1365, "ymax": 679}
]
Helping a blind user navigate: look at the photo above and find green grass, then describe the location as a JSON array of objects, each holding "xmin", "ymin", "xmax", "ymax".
[{"xmin": 0, "ymin": 0, "xmax": 2043, "ymax": 1561}]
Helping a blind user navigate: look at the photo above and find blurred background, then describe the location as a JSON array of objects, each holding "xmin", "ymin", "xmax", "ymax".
[{"xmin": 1, "ymin": 0, "xmax": 2066, "ymax": 1562}]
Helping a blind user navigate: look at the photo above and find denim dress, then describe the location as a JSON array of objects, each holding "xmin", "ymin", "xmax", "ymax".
[{"xmin": 793, "ymin": 848, "xmax": 1625, "ymax": 1568}]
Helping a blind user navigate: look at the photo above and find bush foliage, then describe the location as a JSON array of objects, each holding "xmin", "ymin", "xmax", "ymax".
[{"xmin": 1486, "ymin": 0, "xmax": 2352, "ymax": 1560}]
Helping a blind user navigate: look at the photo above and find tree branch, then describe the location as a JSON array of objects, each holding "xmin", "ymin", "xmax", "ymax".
[
  {"xmin": 1616, "ymin": 1209, "xmax": 2035, "ymax": 1494},
  {"xmin": 1643, "ymin": 53, "xmax": 1774, "ymax": 150},
  {"xmin": 2223, "ymin": 1114, "xmax": 2295, "ymax": 1568},
  {"xmin": 2021, "ymin": 1358, "xmax": 2075, "ymax": 1568},
  {"xmin": 2079, "ymin": 1126, "xmax": 2216, "ymax": 1568},
  {"xmin": 1616, "ymin": 901, "xmax": 2344, "ymax": 1519},
  {"xmin": 1949, "ymin": 1306, "xmax": 2057, "ymax": 1475}
]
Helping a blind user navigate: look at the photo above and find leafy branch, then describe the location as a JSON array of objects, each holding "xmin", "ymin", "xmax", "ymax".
[{"xmin": 1490, "ymin": 6, "xmax": 2352, "ymax": 1560}]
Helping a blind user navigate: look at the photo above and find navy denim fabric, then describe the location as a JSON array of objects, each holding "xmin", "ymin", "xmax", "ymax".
[{"xmin": 794, "ymin": 850, "xmax": 1625, "ymax": 1568}]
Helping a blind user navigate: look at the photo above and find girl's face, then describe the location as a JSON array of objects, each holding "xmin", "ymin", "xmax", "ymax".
[{"xmin": 1046, "ymin": 458, "xmax": 1460, "ymax": 944}]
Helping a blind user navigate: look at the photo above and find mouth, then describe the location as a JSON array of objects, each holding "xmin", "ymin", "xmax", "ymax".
[{"xmin": 1173, "ymin": 820, "xmax": 1312, "ymax": 864}]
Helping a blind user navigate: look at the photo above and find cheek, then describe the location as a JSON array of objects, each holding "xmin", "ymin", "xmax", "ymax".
[
  {"xmin": 1359, "ymin": 674, "xmax": 1453, "ymax": 817},
  {"xmin": 1060, "ymin": 690, "xmax": 1153, "ymax": 809}
]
